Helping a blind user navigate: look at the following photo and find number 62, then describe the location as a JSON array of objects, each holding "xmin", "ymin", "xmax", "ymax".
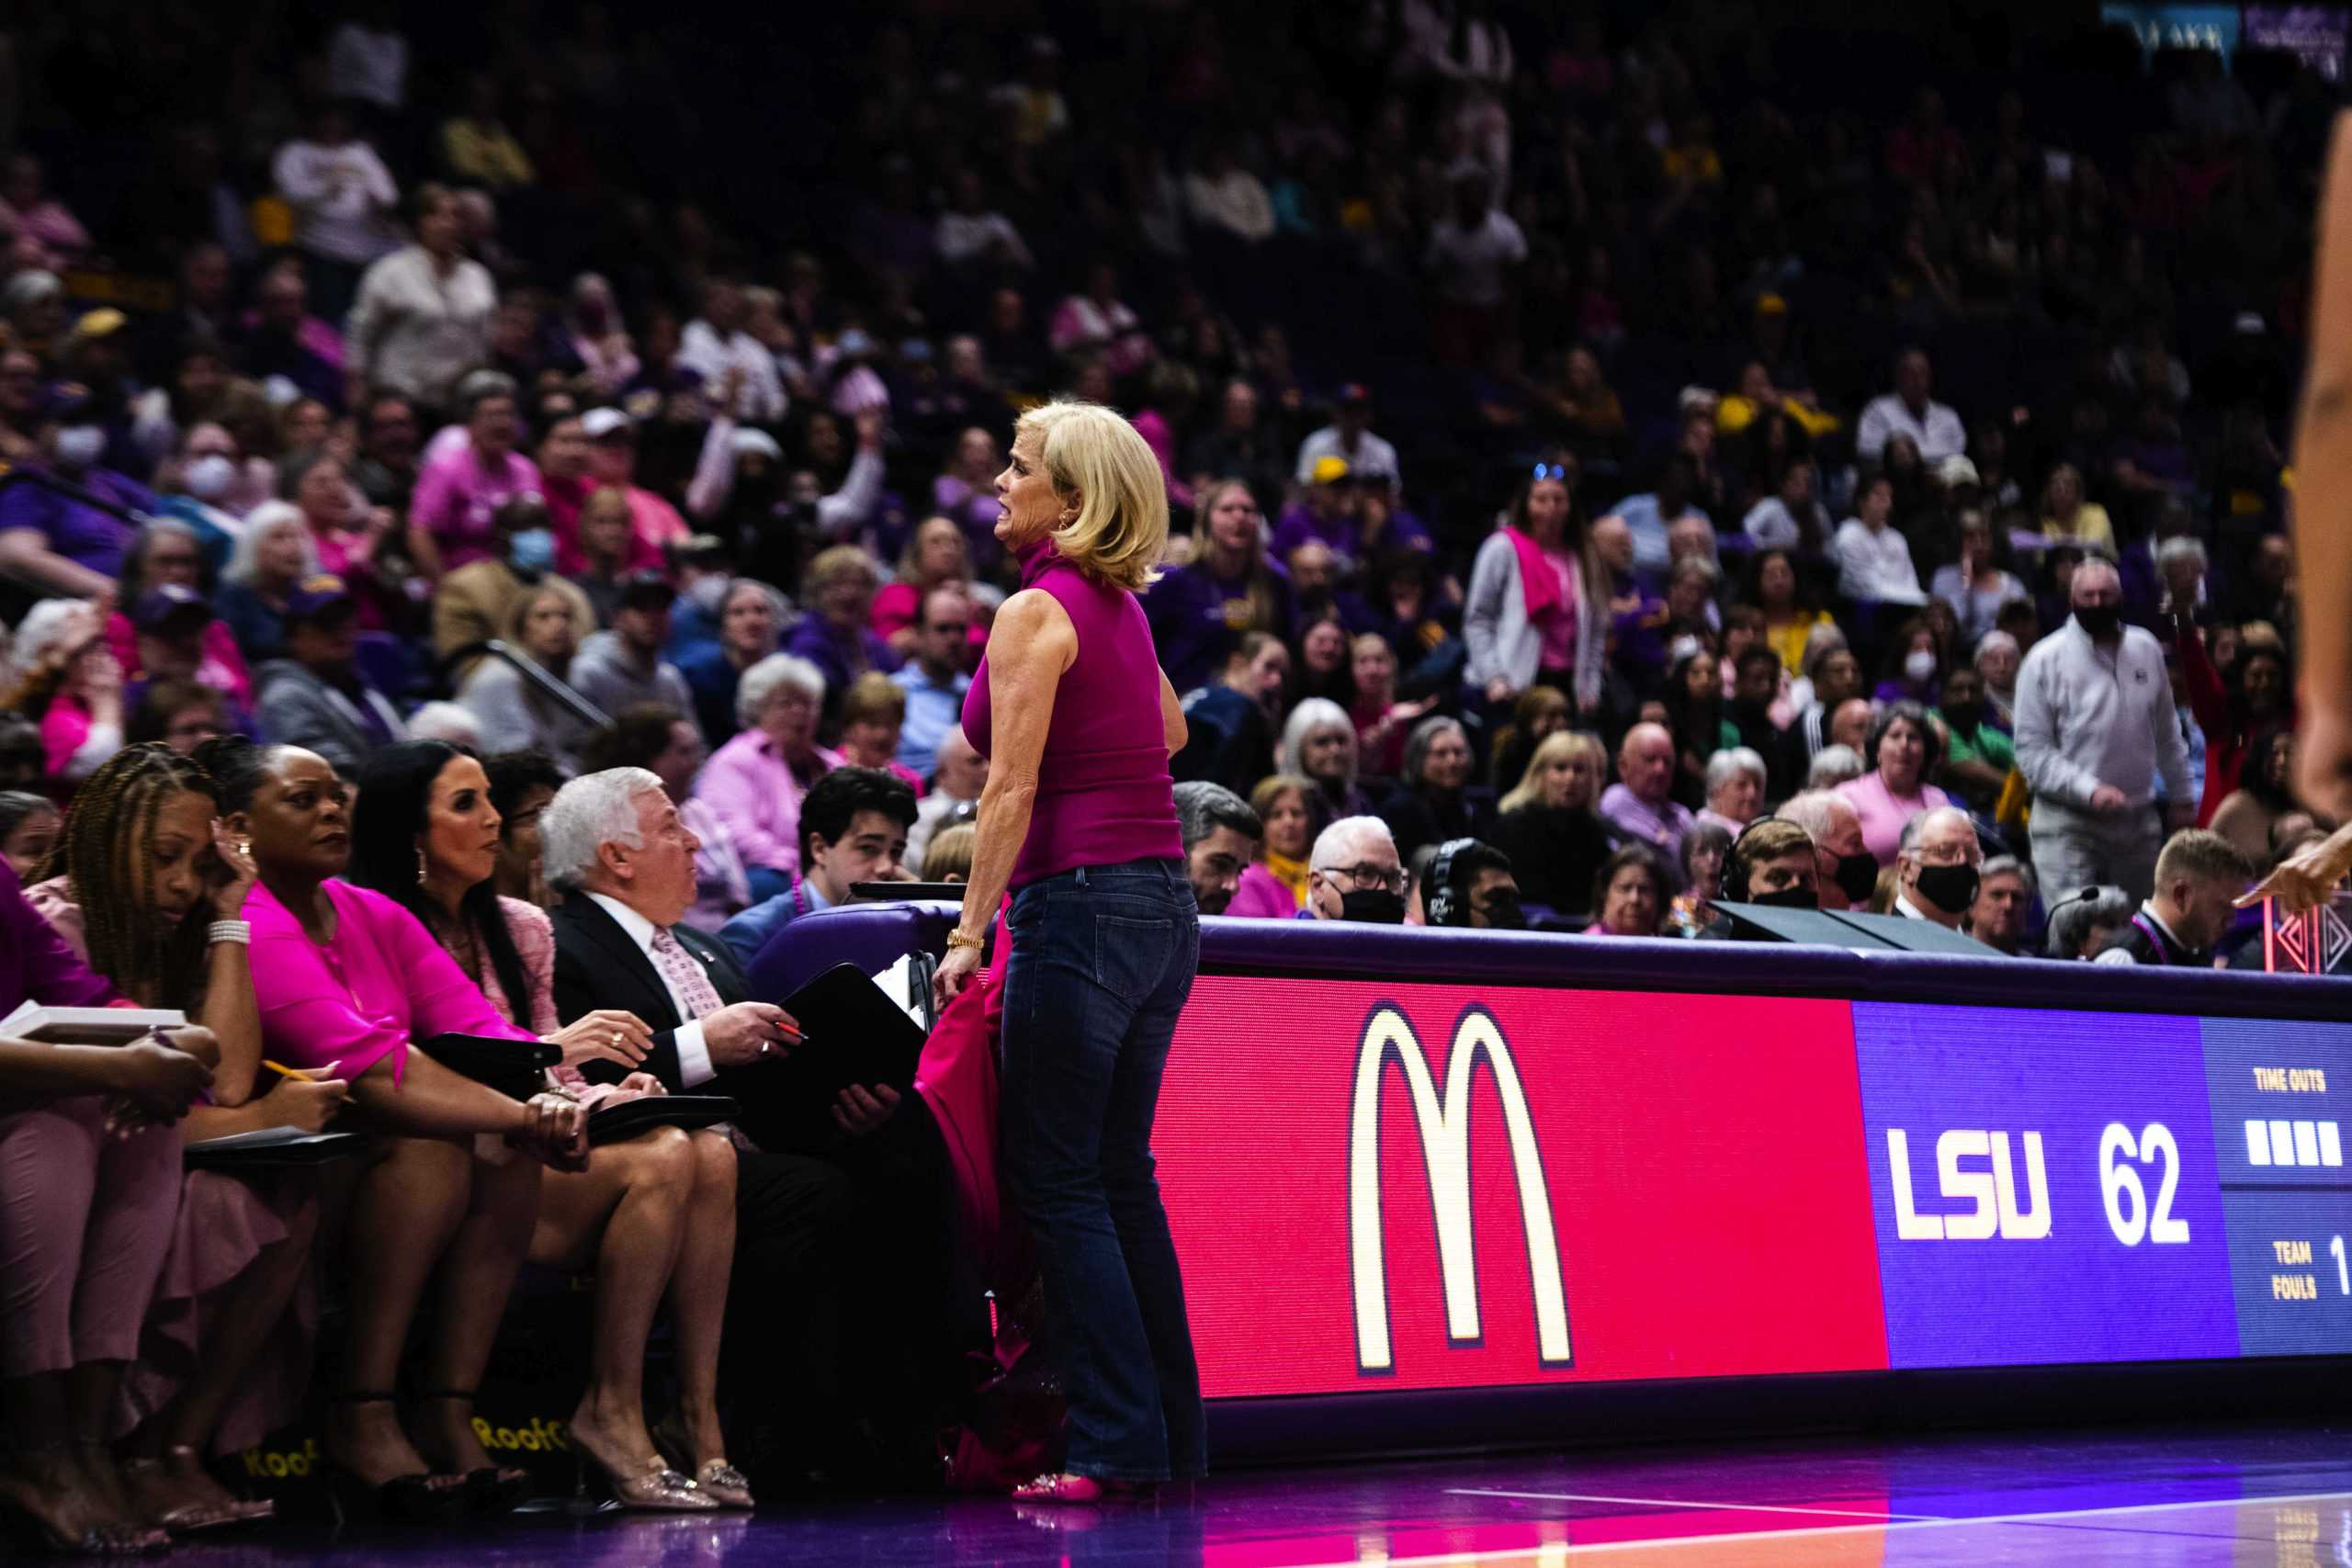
[{"xmin": 2100, "ymin": 1122, "xmax": 2189, "ymax": 1247}]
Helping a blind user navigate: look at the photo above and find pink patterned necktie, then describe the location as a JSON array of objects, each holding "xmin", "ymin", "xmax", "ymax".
[{"xmin": 649, "ymin": 927, "xmax": 724, "ymax": 1021}]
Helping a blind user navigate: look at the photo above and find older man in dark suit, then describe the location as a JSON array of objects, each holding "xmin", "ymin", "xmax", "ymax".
[
  {"xmin": 541, "ymin": 766, "xmax": 857, "ymax": 1483},
  {"xmin": 543, "ymin": 767, "xmax": 945, "ymax": 1485}
]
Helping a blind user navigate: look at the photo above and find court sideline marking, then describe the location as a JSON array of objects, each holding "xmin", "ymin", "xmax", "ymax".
[
  {"xmin": 1447, "ymin": 1488, "xmax": 1942, "ymax": 1520},
  {"xmin": 1253, "ymin": 1485, "xmax": 2352, "ymax": 1563}
]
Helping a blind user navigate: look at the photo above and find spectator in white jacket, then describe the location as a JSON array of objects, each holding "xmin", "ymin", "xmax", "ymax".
[
  {"xmin": 1832, "ymin": 473, "xmax": 1926, "ymax": 604},
  {"xmin": 2013, "ymin": 558, "xmax": 2192, "ymax": 904}
]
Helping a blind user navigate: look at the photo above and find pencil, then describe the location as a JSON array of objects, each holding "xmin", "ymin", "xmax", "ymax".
[{"xmin": 260, "ymin": 1059, "xmax": 329, "ymax": 1081}]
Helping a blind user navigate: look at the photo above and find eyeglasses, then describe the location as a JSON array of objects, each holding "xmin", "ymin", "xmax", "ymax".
[
  {"xmin": 1322, "ymin": 862, "xmax": 1407, "ymax": 892},
  {"xmin": 1531, "ymin": 463, "xmax": 1569, "ymax": 481}
]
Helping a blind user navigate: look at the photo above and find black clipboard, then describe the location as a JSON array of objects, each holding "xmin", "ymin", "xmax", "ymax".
[
  {"xmin": 419, "ymin": 1033, "xmax": 560, "ymax": 1101},
  {"xmin": 776, "ymin": 964, "xmax": 928, "ymax": 1094},
  {"xmin": 185, "ymin": 1128, "xmax": 368, "ymax": 1168},
  {"xmin": 587, "ymin": 1095, "xmax": 740, "ymax": 1145}
]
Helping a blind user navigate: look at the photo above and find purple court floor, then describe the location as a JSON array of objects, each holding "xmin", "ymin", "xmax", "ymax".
[{"xmin": 157, "ymin": 1423, "xmax": 2352, "ymax": 1566}]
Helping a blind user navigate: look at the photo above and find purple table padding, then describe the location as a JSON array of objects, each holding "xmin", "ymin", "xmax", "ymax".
[{"xmin": 748, "ymin": 901, "xmax": 2352, "ymax": 1023}]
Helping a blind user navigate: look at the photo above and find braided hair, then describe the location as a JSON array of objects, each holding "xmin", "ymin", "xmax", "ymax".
[
  {"xmin": 193, "ymin": 733, "xmax": 290, "ymax": 817},
  {"xmin": 348, "ymin": 740, "xmax": 532, "ymax": 1021},
  {"xmin": 38, "ymin": 743, "xmax": 220, "ymax": 1006}
]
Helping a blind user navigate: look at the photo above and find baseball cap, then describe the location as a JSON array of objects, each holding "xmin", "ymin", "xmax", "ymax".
[
  {"xmin": 1936, "ymin": 455, "xmax": 1981, "ymax": 489},
  {"xmin": 1311, "ymin": 456, "xmax": 1351, "ymax": 485},
  {"xmin": 617, "ymin": 571, "xmax": 677, "ymax": 611},
  {"xmin": 581, "ymin": 407, "xmax": 632, "ymax": 441},
  {"xmin": 729, "ymin": 428, "xmax": 783, "ymax": 461},
  {"xmin": 131, "ymin": 583, "xmax": 215, "ymax": 636},
  {"xmin": 283, "ymin": 575, "xmax": 356, "ymax": 625},
  {"xmin": 66, "ymin": 308, "xmax": 128, "ymax": 343},
  {"xmin": 1754, "ymin": 293, "xmax": 1789, "ymax": 318}
]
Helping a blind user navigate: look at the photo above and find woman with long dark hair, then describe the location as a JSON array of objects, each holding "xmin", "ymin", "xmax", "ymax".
[
  {"xmin": 208, "ymin": 736, "xmax": 589, "ymax": 1519},
  {"xmin": 1659, "ymin": 647, "xmax": 1729, "ymax": 810},
  {"xmin": 347, "ymin": 740, "xmax": 742, "ymax": 1509},
  {"xmin": 24, "ymin": 745, "xmax": 323, "ymax": 1534},
  {"xmin": 1464, "ymin": 458, "xmax": 1607, "ymax": 721}
]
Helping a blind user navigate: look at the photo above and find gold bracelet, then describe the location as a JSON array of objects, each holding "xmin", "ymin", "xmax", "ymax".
[{"xmin": 945, "ymin": 929, "xmax": 984, "ymax": 953}]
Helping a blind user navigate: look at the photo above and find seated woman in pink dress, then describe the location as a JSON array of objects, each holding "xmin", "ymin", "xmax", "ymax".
[
  {"xmin": 201, "ymin": 736, "xmax": 589, "ymax": 1520},
  {"xmin": 25, "ymin": 746, "xmax": 326, "ymax": 1535},
  {"xmin": 347, "ymin": 740, "xmax": 741, "ymax": 1511},
  {"xmin": 1227, "ymin": 775, "xmax": 1315, "ymax": 918},
  {"xmin": 0, "ymin": 859, "xmax": 208, "ymax": 1554}
]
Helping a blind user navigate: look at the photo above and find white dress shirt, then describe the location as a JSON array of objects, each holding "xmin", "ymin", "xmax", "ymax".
[
  {"xmin": 585, "ymin": 892, "xmax": 718, "ymax": 1088},
  {"xmin": 676, "ymin": 321, "xmax": 786, "ymax": 422},
  {"xmin": 1833, "ymin": 518, "xmax": 1927, "ymax": 604},
  {"xmin": 1854, "ymin": 393, "xmax": 1968, "ymax": 464}
]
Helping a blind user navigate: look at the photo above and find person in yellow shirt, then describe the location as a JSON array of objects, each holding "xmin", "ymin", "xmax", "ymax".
[
  {"xmin": 440, "ymin": 75, "xmax": 535, "ymax": 191},
  {"xmin": 2039, "ymin": 462, "xmax": 2114, "ymax": 550},
  {"xmin": 1752, "ymin": 547, "xmax": 1835, "ymax": 676}
]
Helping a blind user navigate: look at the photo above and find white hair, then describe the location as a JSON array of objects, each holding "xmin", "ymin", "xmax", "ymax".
[
  {"xmin": 1309, "ymin": 814, "xmax": 1395, "ymax": 874},
  {"xmin": 2154, "ymin": 536, "xmax": 2208, "ymax": 575},
  {"xmin": 1279, "ymin": 696, "xmax": 1357, "ymax": 784},
  {"xmin": 541, "ymin": 766, "xmax": 665, "ymax": 891},
  {"xmin": 7, "ymin": 598, "xmax": 96, "ymax": 685},
  {"xmin": 1703, "ymin": 747, "xmax": 1766, "ymax": 799},
  {"xmin": 1973, "ymin": 630, "xmax": 2019, "ymax": 670},
  {"xmin": 1805, "ymin": 744, "xmax": 1865, "ymax": 789},
  {"xmin": 223, "ymin": 501, "xmax": 319, "ymax": 587},
  {"xmin": 736, "ymin": 651, "xmax": 826, "ymax": 729},
  {"xmin": 1779, "ymin": 788, "xmax": 1859, "ymax": 846},
  {"xmin": 405, "ymin": 701, "xmax": 483, "ymax": 747}
]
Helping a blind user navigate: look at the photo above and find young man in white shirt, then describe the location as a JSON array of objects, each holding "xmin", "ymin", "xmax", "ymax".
[{"xmin": 1855, "ymin": 349, "xmax": 1968, "ymax": 465}]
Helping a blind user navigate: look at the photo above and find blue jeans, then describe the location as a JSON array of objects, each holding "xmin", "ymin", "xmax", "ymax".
[{"xmin": 1001, "ymin": 858, "xmax": 1205, "ymax": 1483}]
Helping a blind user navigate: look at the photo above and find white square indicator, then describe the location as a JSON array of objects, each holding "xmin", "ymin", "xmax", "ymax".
[
  {"xmin": 2322, "ymin": 1122, "xmax": 2344, "ymax": 1168},
  {"xmin": 2247, "ymin": 1120, "xmax": 2272, "ymax": 1165},
  {"xmin": 2296, "ymin": 1122, "xmax": 2323, "ymax": 1166},
  {"xmin": 2272, "ymin": 1121, "xmax": 2298, "ymax": 1165}
]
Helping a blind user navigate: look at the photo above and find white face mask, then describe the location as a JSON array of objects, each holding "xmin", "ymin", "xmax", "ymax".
[
  {"xmin": 185, "ymin": 453, "xmax": 237, "ymax": 501},
  {"xmin": 53, "ymin": 425, "xmax": 106, "ymax": 469},
  {"xmin": 1904, "ymin": 649, "xmax": 1937, "ymax": 684}
]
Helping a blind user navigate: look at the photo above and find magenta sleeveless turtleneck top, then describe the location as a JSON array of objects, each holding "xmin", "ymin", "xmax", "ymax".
[{"xmin": 961, "ymin": 538, "xmax": 1182, "ymax": 888}]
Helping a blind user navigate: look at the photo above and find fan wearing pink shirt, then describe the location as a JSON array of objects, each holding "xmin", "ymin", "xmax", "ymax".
[
  {"xmin": 407, "ymin": 385, "xmax": 543, "ymax": 581},
  {"xmin": 1835, "ymin": 702, "xmax": 1952, "ymax": 866}
]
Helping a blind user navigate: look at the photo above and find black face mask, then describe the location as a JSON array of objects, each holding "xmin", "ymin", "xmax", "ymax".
[
  {"xmin": 1941, "ymin": 701, "xmax": 1982, "ymax": 730},
  {"xmin": 1478, "ymin": 895, "xmax": 1527, "ymax": 930},
  {"xmin": 1914, "ymin": 861, "xmax": 1981, "ymax": 914},
  {"xmin": 2075, "ymin": 604, "xmax": 2121, "ymax": 639},
  {"xmin": 1753, "ymin": 885, "xmax": 1820, "ymax": 909},
  {"xmin": 1836, "ymin": 852, "xmax": 1880, "ymax": 905},
  {"xmin": 1340, "ymin": 889, "xmax": 1408, "ymax": 925}
]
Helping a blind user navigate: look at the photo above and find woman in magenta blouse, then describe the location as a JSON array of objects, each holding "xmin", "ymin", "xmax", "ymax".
[
  {"xmin": 932, "ymin": 401, "xmax": 1202, "ymax": 1504},
  {"xmin": 202, "ymin": 737, "xmax": 587, "ymax": 1520}
]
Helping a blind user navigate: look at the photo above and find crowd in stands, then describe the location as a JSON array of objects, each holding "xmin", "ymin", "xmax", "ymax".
[{"xmin": 0, "ymin": 0, "xmax": 2340, "ymax": 1540}]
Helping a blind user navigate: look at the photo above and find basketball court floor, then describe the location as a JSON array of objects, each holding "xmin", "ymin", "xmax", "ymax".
[{"xmin": 178, "ymin": 1421, "xmax": 2352, "ymax": 1566}]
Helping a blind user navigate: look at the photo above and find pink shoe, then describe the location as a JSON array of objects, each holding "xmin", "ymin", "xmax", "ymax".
[{"xmin": 1009, "ymin": 1472, "xmax": 1149, "ymax": 1505}]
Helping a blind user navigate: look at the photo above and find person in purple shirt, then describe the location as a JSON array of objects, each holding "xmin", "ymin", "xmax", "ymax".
[
  {"xmin": 1597, "ymin": 722, "xmax": 1694, "ymax": 857},
  {"xmin": 0, "ymin": 401, "xmax": 154, "ymax": 597},
  {"xmin": 785, "ymin": 545, "xmax": 901, "ymax": 698},
  {"xmin": 1143, "ymin": 478, "xmax": 1295, "ymax": 693}
]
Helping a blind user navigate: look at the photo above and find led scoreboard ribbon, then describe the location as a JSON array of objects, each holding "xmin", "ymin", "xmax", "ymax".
[{"xmin": 1149, "ymin": 976, "xmax": 2352, "ymax": 1398}]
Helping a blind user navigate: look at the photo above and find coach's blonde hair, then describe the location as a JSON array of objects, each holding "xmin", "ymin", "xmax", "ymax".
[{"xmin": 1016, "ymin": 399, "xmax": 1169, "ymax": 592}]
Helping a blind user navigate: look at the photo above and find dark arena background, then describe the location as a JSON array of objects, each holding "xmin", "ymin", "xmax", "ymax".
[{"xmin": 6, "ymin": 0, "xmax": 2352, "ymax": 1563}]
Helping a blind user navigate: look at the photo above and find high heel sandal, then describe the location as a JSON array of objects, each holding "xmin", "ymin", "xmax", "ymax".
[
  {"xmin": 570, "ymin": 1450, "xmax": 718, "ymax": 1514},
  {"xmin": 62, "ymin": 1442, "xmax": 172, "ymax": 1553},
  {"xmin": 412, "ymin": 1390, "xmax": 531, "ymax": 1515},
  {"xmin": 119, "ymin": 1450, "xmax": 272, "ymax": 1535},
  {"xmin": 322, "ymin": 1393, "xmax": 466, "ymax": 1524},
  {"xmin": 1010, "ymin": 1472, "xmax": 1151, "ymax": 1505},
  {"xmin": 649, "ymin": 1415, "xmax": 754, "ymax": 1510}
]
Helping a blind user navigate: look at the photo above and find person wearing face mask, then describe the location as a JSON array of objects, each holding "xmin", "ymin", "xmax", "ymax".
[
  {"xmin": 1304, "ymin": 815, "xmax": 1408, "ymax": 923},
  {"xmin": 1778, "ymin": 790, "xmax": 1882, "ymax": 911},
  {"xmin": 432, "ymin": 492, "xmax": 587, "ymax": 671},
  {"xmin": 105, "ymin": 518, "xmax": 254, "ymax": 705},
  {"xmin": 1726, "ymin": 818, "xmax": 1822, "ymax": 911},
  {"xmin": 2015, "ymin": 558, "xmax": 2192, "ymax": 904},
  {"xmin": 0, "ymin": 397, "xmax": 157, "ymax": 598},
  {"xmin": 153, "ymin": 423, "xmax": 258, "ymax": 568},
  {"xmin": 2094, "ymin": 829, "xmax": 2254, "ymax": 967},
  {"xmin": 1893, "ymin": 807, "xmax": 1985, "ymax": 931},
  {"xmin": 1422, "ymin": 838, "xmax": 1525, "ymax": 931}
]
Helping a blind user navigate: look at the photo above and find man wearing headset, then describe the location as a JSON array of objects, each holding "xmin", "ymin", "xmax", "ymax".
[{"xmin": 1423, "ymin": 838, "xmax": 1526, "ymax": 931}]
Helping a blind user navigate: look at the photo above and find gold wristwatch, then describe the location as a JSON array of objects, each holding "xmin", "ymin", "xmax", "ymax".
[{"xmin": 945, "ymin": 929, "xmax": 984, "ymax": 953}]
